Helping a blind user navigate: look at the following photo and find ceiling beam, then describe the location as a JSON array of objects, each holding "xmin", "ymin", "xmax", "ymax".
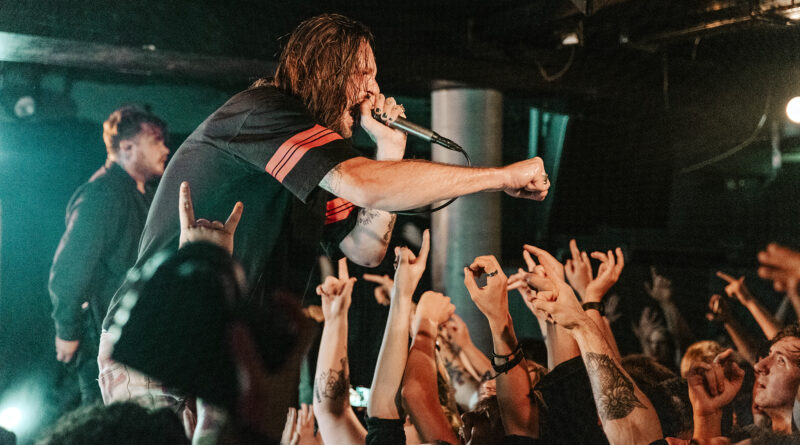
[{"xmin": 0, "ymin": 31, "xmax": 276, "ymax": 83}]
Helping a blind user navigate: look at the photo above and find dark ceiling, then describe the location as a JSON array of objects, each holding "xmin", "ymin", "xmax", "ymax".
[{"xmin": 1, "ymin": 0, "xmax": 799, "ymax": 98}]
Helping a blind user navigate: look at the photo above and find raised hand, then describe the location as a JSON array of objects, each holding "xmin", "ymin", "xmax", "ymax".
[
  {"xmin": 443, "ymin": 313, "xmax": 472, "ymax": 349},
  {"xmin": 715, "ymin": 271, "xmax": 753, "ymax": 305},
  {"xmin": 295, "ymin": 403, "xmax": 323, "ymax": 445},
  {"xmin": 281, "ymin": 407, "xmax": 299, "ymax": 445},
  {"xmin": 632, "ymin": 307, "xmax": 662, "ymax": 345},
  {"xmin": 413, "ymin": 291, "xmax": 456, "ymax": 336},
  {"xmin": 565, "ymin": 239, "xmax": 593, "ymax": 298},
  {"xmin": 644, "ymin": 266, "xmax": 672, "ymax": 304},
  {"xmin": 178, "ymin": 181, "xmax": 243, "ymax": 255},
  {"xmin": 316, "ymin": 257, "xmax": 357, "ymax": 321},
  {"xmin": 501, "ymin": 157, "xmax": 550, "ymax": 201},
  {"xmin": 528, "ymin": 275, "xmax": 586, "ymax": 330},
  {"xmin": 523, "ymin": 244, "xmax": 565, "ymax": 283},
  {"xmin": 687, "ymin": 349, "xmax": 744, "ymax": 416},
  {"xmin": 758, "ymin": 243, "xmax": 800, "ymax": 293},
  {"xmin": 55, "ymin": 336, "xmax": 79, "ymax": 363},
  {"xmin": 392, "ymin": 229, "xmax": 430, "ymax": 301},
  {"xmin": 363, "ymin": 273, "xmax": 393, "ymax": 306},
  {"xmin": 584, "ymin": 248, "xmax": 625, "ymax": 303},
  {"xmin": 463, "ymin": 255, "xmax": 509, "ymax": 324}
]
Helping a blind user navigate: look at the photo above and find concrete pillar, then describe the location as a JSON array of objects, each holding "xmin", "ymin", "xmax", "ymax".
[{"xmin": 431, "ymin": 87, "xmax": 503, "ymax": 354}]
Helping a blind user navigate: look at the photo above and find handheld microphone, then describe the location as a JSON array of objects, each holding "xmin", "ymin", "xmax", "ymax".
[{"xmin": 372, "ymin": 111, "xmax": 462, "ymax": 151}]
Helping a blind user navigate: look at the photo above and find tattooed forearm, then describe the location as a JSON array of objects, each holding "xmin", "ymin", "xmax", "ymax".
[
  {"xmin": 584, "ymin": 352, "xmax": 646, "ymax": 421},
  {"xmin": 315, "ymin": 357, "xmax": 349, "ymax": 403}
]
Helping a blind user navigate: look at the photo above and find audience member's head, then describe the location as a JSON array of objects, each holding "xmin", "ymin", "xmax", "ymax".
[
  {"xmin": 36, "ymin": 402, "xmax": 188, "ymax": 445},
  {"xmin": 460, "ymin": 395, "xmax": 504, "ymax": 445},
  {"xmin": 753, "ymin": 324, "xmax": 800, "ymax": 432},
  {"xmin": 681, "ymin": 340, "xmax": 725, "ymax": 378}
]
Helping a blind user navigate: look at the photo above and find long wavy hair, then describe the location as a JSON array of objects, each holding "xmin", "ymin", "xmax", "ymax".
[{"xmin": 263, "ymin": 14, "xmax": 374, "ymax": 134}]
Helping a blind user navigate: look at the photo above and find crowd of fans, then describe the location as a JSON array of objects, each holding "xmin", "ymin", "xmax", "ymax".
[{"xmin": 29, "ymin": 181, "xmax": 800, "ymax": 445}]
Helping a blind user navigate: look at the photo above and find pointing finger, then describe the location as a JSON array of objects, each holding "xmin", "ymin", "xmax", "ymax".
[
  {"xmin": 179, "ymin": 181, "xmax": 196, "ymax": 229},
  {"xmin": 224, "ymin": 201, "xmax": 244, "ymax": 233}
]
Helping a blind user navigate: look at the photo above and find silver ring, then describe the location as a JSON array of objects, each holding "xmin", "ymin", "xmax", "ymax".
[{"xmin": 543, "ymin": 173, "xmax": 549, "ymax": 183}]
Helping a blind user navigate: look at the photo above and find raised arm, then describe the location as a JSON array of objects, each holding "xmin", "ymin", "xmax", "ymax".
[
  {"xmin": 531, "ymin": 277, "xmax": 663, "ymax": 445},
  {"xmin": 645, "ymin": 267, "xmax": 695, "ymax": 353},
  {"xmin": 313, "ymin": 258, "xmax": 366, "ymax": 445},
  {"xmin": 401, "ymin": 291, "xmax": 459, "ymax": 445},
  {"xmin": 707, "ymin": 294, "xmax": 759, "ymax": 364},
  {"xmin": 717, "ymin": 271, "xmax": 781, "ymax": 340},
  {"xmin": 368, "ymin": 230, "xmax": 430, "ymax": 419},
  {"xmin": 445, "ymin": 314, "xmax": 493, "ymax": 381},
  {"xmin": 465, "ymin": 255, "xmax": 540, "ymax": 439}
]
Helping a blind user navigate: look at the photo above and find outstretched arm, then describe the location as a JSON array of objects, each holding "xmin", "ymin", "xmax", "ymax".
[
  {"xmin": 368, "ymin": 231, "xmax": 430, "ymax": 419},
  {"xmin": 401, "ymin": 291, "xmax": 459, "ymax": 444},
  {"xmin": 707, "ymin": 294, "xmax": 759, "ymax": 365},
  {"xmin": 313, "ymin": 258, "xmax": 366, "ymax": 445}
]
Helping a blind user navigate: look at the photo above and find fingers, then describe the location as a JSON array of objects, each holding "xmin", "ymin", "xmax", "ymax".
[
  {"xmin": 179, "ymin": 181, "xmax": 196, "ymax": 229},
  {"xmin": 525, "ymin": 274, "xmax": 559, "ymax": 301},
  {"xmin": 716, "ymin": 271, "xmax": 736, "ymax": 283},
  {"xmin": 372, "ymin": 93, "xmax": 386, "ymax": 119},
  {"xmin": 363, "ymin": 273, "xmax": 391, "ymax": 285},
  {"xmin": 417, "ymin": 229, "xmax": 431, "ymax": 265},
  {"xmin": 463, "ymin": 266, "xmax": 480, "ymax": 296},
  {"xmin": 650, "ymin": 265, "xmax": 659, "ymax": 282},
  {"xmin": 614, "ymin": 248, "xmax": 625, "ymax": 274},
  {"xmin": 338, "ymin": 257, "xmax": 349, "ymax": 280},
  {"xmin": 590, "ymin": 251, "xmax": 608, "ymax": 263},
  {"xmin": 569, "ymin": 239, "xmax": 581, "ymax": 262},
  {"xmin": 224, "ymin": 201, "xmax": 244, "ymax": 233},
  {"xmin": 469, "ymin": 255, "xmax": 505, "ymax": 280},
  {"xmin": 522, "ymin": 250, "xmax": 536, "ymax": 272}
]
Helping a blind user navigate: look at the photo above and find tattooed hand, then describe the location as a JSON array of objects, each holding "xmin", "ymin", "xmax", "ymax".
[{"xmin": 317, "ymin": 257, "xmax": 357, "ymax": 321}]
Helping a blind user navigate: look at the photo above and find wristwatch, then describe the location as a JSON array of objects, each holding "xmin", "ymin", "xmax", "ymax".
[{"xmin": 581, "ymin": 301, "xmax": 605, "ymax": 316}]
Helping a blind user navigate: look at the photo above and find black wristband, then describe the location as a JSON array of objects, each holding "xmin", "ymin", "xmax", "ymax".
[
  {"xmin": 491, "ymin": 343, "xmax": 525, "ymax": 375},
  {"xmin": 582, "ymin": 301, "xmax": 605, "ymax": 316}
]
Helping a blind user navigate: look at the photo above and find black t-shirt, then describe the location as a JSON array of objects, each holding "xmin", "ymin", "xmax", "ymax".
[
  {"xmin": 104, "ymin": 86, "xmax": 360, "ymax": 330},
  {"xmin": 535, "ymin": 356, "xmax": 610, "ymax": 445}
]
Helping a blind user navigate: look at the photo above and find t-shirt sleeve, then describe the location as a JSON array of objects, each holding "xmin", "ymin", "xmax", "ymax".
[
  {"xmin": 365, "ymin": 416, "xmax": 406, "ymax": 445},
  {"xmin": 321, "ymin": 197, "xmax": 359, "ymax": 259},
  {"xmin": 213, "ymin": 88, "xmax": 361, "ymax": 203}
]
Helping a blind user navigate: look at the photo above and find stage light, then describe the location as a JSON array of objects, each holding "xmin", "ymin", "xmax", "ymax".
[
  {"xmin": 787, "ymin": 97, "xmax": 800, "ymax": 123},
  {"xmin": 0, "ymin": 407, "xmax": 21, "ymax": 430}
]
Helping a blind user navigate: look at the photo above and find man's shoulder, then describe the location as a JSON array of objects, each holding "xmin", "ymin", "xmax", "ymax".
[
  {"xmin": 68, "ymin": 165, "xmax": 134, "ymax": 209},
  {"xmin": 225, "ymin": 85, "xmax": 311, "ymax": 120}
]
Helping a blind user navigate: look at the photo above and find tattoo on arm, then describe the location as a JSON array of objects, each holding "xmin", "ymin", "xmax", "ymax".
[
  {"xmin": 357, "ymin": 208, "xmax": 382, "ymax": 226},
  {"xmin": 314, "ymin": 357, "xmax": 350, "ymax": 403},
  {"xmin": 584, "ymin": 352, "xmax": 646, "ymax": 421},
  {"xmin": 382, "ymin": 214, "xmax": 396, "ymax": 242},
  {"xmin": 320, "ymin": 164, "xmax": 344, "ymax": 194}
]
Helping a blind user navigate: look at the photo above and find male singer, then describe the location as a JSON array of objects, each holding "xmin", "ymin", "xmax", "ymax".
[{"xmin": 99, "ymin": 12, "xmax": 550, "ymax": 406}]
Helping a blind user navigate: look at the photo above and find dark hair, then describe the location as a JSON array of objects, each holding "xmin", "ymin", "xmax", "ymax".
[
  {"xmin": 102, "ymin": 106, "xmax": 166, "ymax": 155},
  {"xmin": 770, "ymin": 323, "xmax": 800, "ymax": 368},
  {"xmin": 268, "ymin": 13, "xmax": 374, "ymax": 134},
  {"xmin": 36, "ymin": 402, "xmax": 188, "ymax": 445}
]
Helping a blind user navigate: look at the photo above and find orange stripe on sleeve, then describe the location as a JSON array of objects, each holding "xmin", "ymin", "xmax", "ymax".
[
  {"xmin": 265, "ymin": 125, "xmax": 343, "ymax": 183},
  {"xmin": 326, "ymin": 197, "xmax": 355, "ymax": 224}
]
